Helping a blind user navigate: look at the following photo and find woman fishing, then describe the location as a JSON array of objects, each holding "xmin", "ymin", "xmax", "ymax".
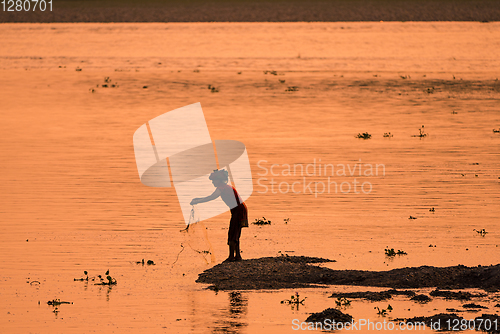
[{"xmin": 190, "ymin": 169, "xmax": 248, "ymax": 262}]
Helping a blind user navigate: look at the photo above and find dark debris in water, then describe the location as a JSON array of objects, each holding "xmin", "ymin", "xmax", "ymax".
[
  {"xmin": 47, "ymin": 299, "xmax": 72, "ymax": 306},
  {"xmin": 356, "ymin": 132, "xmax": 371, "ymax": 139}
]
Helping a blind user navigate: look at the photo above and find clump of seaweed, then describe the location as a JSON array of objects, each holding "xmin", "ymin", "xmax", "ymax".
[
  {"xmin": 100, "ymin": 76, "xmax": 118, "ymax": 88},
  {"xmin": 264, "ymin": 70, "xmax": 278, "ymax": 75},
  {"xmin": 385, "ymin": 248, "xmax": 407, "ymax": 257},
  {"xmin": 207, "ymin": 84, "xmax": 218, "ymax": 93},
  {"xmin": 74, "ymin": 270, "xmax": 90, "ymax": 281},
  {"xmin": 335, "ymin": 297, "xmax": 351, "ymax": 308},
  {"xmin": 383, "ymin": 132, "xmax": 393, "ymax": 138},
  {"xmin": 281, "ymin": 292, "xmax": 306, "ymax": 310},
  {"xmin": 412, "ymin": 125, "xmax": 427, "ymax": 138},
  {"xmin": 473, "ymin": 229, "xmax": 488, "ymax": 236},
  {"xmin": 95, "ymin": 270, "xmax": 117, "ymax": 285},
  {"xmin": 374, "ymin": 304, "xmax": 393, "ymax": 316},
  {"xmin": 285, "ymin": 86, "xmax": 298, "ymax": 92},
  {"xmin": 356, "ymin": 132, "xmax": 372, "ymax": 139},
  {"xmin": 74, "ymin": 270, "xmax": 117, "ymax": 285},
  {"xmin": 253, "ymin": 217, "xmax": 271, "ymax": 225}
]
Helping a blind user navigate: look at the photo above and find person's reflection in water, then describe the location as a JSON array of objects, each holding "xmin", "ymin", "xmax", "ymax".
[{"xmin": 212, "ymin": 292, "xmax": 248, "ymax": 333}]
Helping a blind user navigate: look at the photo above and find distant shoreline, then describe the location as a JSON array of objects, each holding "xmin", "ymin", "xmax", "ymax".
[{"xmin": 1, "ymin": 0, "xmax": 499, "ymax": 23}]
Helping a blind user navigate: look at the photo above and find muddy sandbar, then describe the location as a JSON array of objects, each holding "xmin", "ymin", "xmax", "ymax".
[{"xmin": 196, "ymin": 256, "xmax": 500, "ymax": 291}]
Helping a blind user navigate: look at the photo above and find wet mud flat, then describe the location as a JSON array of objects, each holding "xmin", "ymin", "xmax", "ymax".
[
  {"xmin": 196, "ymin": 256, "xmax": 500, "ymax": 291},
  {"xmin": 197, "ymin": 257, "xmax": 500, "ymax": 332}
]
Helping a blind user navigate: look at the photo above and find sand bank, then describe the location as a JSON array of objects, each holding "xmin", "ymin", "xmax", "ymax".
[{"xmin": 196, "ymin": 256, "xmax": 500, "ymax": 291}]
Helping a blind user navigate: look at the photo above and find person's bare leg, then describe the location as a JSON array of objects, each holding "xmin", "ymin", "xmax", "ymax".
[
  {"xmin": 229, "ymin": 241, "xmax": 235, "ymax": 259},
  {"xmin": 224, "ymin": 241, "xmax": 236, "ymax": 262},
  {"xmin": 235, "ymin": 240, "xmax": 242, "ymax": 261}
]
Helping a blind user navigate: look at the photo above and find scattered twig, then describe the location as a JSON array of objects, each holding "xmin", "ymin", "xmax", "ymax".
[
  {"xmin": 385, "ymin": 248, "xmax": 407, "ymax": 257},
  {"xmin": 172, "ymin": 244, "xmax": 185, "ymax": 267}
]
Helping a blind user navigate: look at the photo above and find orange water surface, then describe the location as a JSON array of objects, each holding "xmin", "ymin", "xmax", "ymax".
[{"xmin": 1, "ymin": 22, "xmax": 500, "ymax": 333}]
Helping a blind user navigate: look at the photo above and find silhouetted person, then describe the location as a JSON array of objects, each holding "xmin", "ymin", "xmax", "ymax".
[{"xmin": 190, "ymin": 169, "xmax": 248, "ymax": 262}]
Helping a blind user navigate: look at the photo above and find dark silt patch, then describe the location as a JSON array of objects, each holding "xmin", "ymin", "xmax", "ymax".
[
  {"xmin": 329, "ymin": 289, "xmax": 416, "ymax": 301},
  {"xmin": 462, "ymin": 303, "xmax": 488, "ymax": 309},
  {"xmin": 430, "ymin": 289, "xmax": 486, "ymax": 300},
  {"xmin": 410, "ymin": 294, "xmax": 432, "ymax": 302},
  {"xmin": 305, "ymin": 308, "xmax": 353, "ymax": 324},
  {"xmin": 196, "ymin": 256, "xmax": 500, "ymax": 291}
]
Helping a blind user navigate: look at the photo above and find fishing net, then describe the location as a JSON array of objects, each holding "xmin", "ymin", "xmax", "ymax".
[{"xmin": 173, "ymin": 206, "xmax": 216, "ymax": 266}]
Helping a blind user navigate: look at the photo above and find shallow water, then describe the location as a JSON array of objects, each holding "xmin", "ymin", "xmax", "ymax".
[{"xmin": 1, "ymin": 22, "xmax": 500, "ymax": 333}]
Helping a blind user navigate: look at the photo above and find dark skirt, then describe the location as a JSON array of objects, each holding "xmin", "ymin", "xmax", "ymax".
[{"xmin": 228, "ymin": 203, "xmax": 247, "ymax": 244}]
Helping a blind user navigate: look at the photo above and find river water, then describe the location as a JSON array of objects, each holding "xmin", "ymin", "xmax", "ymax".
[{"xmin": 1, "ymin": 22, "xmax": 499, "ymax": 333}]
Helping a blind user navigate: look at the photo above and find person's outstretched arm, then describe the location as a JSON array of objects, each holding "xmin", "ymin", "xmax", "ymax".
[{"xmin": 190, "ymin": 188, "xmax": 221, "ymax": 205}]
